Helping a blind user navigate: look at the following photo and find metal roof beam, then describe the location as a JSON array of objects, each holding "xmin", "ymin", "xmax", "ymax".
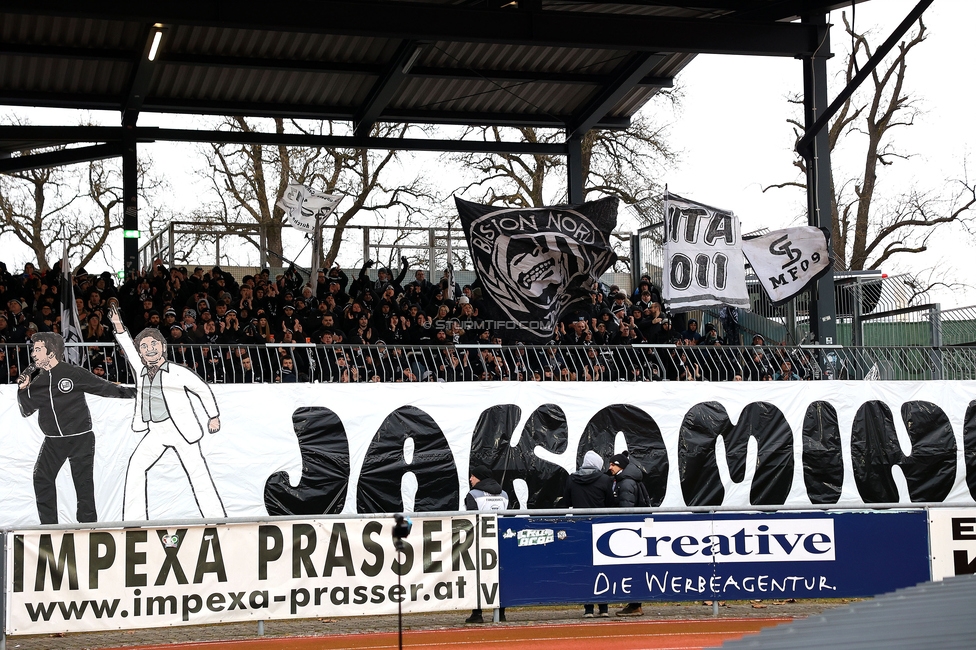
[
  {"xmin": 142, "ymin": 98, "xmax": 632, "ymax": 129},
  {"xmin": 122, "ymin": 26, "xmax": 166, "ymax": 125},
  {"xmin": 0, "ymin": 43, "xmax": 135, "ymax": 62},
  {"xmin": 409, "ymin": 67, "xmax": 673, "ymax": 87},
  {"xmin": 151, "ymin": 128, "xmax": 568, "ymax": 154},
  {"xmin": 0, "ymin": 44, "xmax": 674, "ymax": 88},
  {"xmin": 0, "ymin": 94, "xmax": 631, "ymax": 130},
  {"xmin": 6, "ymin": 1, "xmax": 827, "ymax": 57},
  {"xmin": 568, "ymin": 52, "xmax": 662, "ymax": 138},
  {"xmin": 353, "ymin": 40, "xmax": 423, "ymax": 137},
  {"xmin": 0, "ymin": 142, "xmax": 124, "ymax": 174},
  {"xmin": 0, "ymin": 125, "xmax": 125, "ymax": 143},
  {"xmin": 0, "ymin": 125, "xmax": 568, "ymax": 155}
]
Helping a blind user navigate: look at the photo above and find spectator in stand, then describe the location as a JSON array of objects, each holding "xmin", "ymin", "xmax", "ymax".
[
  {"xmin": 83, "ymin": 313, "xmax": 113, "ymax": 343},
  {"xmin": 747, "ymin": 334, "xmax": 774, "ymax": 380},
  {"xmin": 774, "ymin": 359, "xmax": 800, "ymax": 381},
  {"xmin": 682, "ymin": 319, "xmax": 703, "ymax": 345},
  {"xmin": 637, "ymin": 301, "xmax": 665, "ymax": 342},
  {"xmin": 560, "ymin": 315, "xmax": 589, "ymax": 345},
  {"xmin": 632, "ymin": 276, "xmax": 662, "ymax": 305}
]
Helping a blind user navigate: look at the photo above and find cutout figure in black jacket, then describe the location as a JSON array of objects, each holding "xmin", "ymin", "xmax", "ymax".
[{"xmin": 17, "ymin": 332, "xmax": 135, "ymax": 524}]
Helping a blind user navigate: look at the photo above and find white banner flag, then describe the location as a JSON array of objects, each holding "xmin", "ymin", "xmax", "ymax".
[
  {"xmin": 277, "ymin": 184, "xmax": 341, "ymax": 233},
  {"xmin": 662, "ymin": 194, "xmax": 749, "ymax": 311},
  {"xmin": 60, "ymin": 243, "xmax": 84, "ymax": 364},
  {"xmin": 742, "ymin": 226, "xmax": 831, "ymax": 305}
]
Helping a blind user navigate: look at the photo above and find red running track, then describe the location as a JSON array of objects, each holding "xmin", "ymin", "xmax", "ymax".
[{"xmin": 112, "ymin": 618, "xmax": 791, "ymax": 650}]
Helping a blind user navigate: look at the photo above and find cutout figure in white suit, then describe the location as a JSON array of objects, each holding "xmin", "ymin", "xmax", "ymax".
[{"xmin": 109, "ymin": 305, "xmax": 226, "ymax": 520}]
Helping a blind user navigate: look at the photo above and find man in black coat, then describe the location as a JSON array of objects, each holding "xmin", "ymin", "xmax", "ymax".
[
  {"xmin": 609, "ymin": 451, "xmax": 645, "ymax": 617},
  {"xmin": 17, "ymin": 332, "xmax": 135, "ymax": 524},
  {"xmin": 563, "ymin": 450, "xmax": 614, "ymax": 617}
]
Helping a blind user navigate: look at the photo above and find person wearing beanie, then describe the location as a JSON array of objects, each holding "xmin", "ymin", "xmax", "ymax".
[
  {"xmin": 465, "ymin": 464, "xmax": 509, "ymax": 624},
  {"xmin": 609, "ymin": 451, "xmax": 646, "ymax": 617},
  {"xmin": 563, "ymin": 451, "xmax": 615, "ymax": 618}
]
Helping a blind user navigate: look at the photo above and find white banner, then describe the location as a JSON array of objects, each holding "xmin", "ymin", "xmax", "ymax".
[
  {"xmin": 742, "ymin": 226, "xmax": 831, "ymax": 305},
  {"xmin": 3, "ymin": 381, "xmax": 976, "ymax": 528},
  {"xmin": 5, "ymin": 514, "xmax": 500, "ymax": 634},
  {"xmin": 929, "ymin": 508, "xmax": 976, "ymax": 580},
  {"xmin": 662, "ymin": 194, "xmax": 749, "ymax": 311},
  {"xmin": 276, "ymin": 184, "xmax": 341, "ymax": 233}
]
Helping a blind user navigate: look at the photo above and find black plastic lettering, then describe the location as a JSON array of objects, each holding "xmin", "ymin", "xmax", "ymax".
[
  {"xmin": 678, "ymin": 402, "xmax": 793, "ymax": 506},
  {"xmin": 899, "ymin": 401, "xmax": 956, "ymax": 502},
  {"xmin": 577, "ymin": 405, "xmax": 668, "ymax": 506},
  {"xmin": 265, "ymin": 407, "xmax": 351, "ymax": 516},
  {"xmin": 964, "ymin": 401, "xmax": 976, "ymax": 500},
  {"xmin": 851, "ymin": 401, "xmax": 902, "ymax": 503},
  {"xmin": 357, "ymin": 406, "xmax": 459, "ymax": 513},
  {"xmin": 802, "ymin": 401, "xmax": 843, "ymax": 504}
]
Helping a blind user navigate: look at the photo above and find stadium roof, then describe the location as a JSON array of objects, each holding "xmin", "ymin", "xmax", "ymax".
[{"xmin": 0, "ymin": 0, "xmax": 866, "ymax": 143}]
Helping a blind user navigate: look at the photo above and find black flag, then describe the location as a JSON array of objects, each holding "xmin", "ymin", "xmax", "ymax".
[{"xmin": 455, "ymin": 196, "xmax": 618, "ymax": 343}]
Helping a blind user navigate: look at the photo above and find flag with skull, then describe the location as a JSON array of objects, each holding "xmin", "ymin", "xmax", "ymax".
[{"xmin": 455, "ymin": 196, "xmax": 618, "ymax": 343}]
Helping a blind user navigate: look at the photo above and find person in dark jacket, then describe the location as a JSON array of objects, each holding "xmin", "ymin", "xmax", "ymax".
[
  {"xmin": 609, "ymin": 451, "xmax": 645, "ymax": 617},
  {"xmin": 17, "ymin": 332, "xmax": 135, "ymax": 524},
  {"xmin": 465, "ymin": 465, "xmax": 508, "ymax": 624},
  {"xmin": 563, "ymin": 450, "xmax": 614, "ymax": 617}
]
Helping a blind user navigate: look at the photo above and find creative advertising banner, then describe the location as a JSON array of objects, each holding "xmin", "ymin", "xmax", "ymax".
[
  {"xmin": 4, "ymin": 514, "xmax": 500, "ymax": 634},
  {"xmin": 498, "ymin": 511, "xmax": 930, "ymax": 606},
  {"xmin": 662, "ymin": 194, "xmax": 750, "ymax": 311},
  {"xmin": 3, "ymin": 381, "xmax": 976, "ymax": 527},
  {"xmin": 742, "ymin": 226, "xmax": 832, "ymax": 305},
  {"xmin": 455, "ymin": 197, "xmax": 618, "ymax": 343},
  {"xmin": 929, "ymin": 508, "xmax": 976, "ymax": 580}
]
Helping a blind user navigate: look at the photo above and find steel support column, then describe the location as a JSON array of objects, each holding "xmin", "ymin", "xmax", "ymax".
[
  {"xmin": 567, "ymin": 132, "xmax": 584, "ymax": 205},
  {"xmin": 801, "ymin": 13, "xmax": 837, "ymax": 345},
  {"xmin": 122, "ymin": 126, "xmax": 139, "ymax": 278}
]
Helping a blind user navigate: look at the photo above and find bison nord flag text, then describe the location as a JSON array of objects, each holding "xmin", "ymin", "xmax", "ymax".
[{"xmin": 455, "ymin": 197, "xmax": 618, "ymax": 343}]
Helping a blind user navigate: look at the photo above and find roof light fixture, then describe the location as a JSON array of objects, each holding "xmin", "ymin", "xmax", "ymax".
[{"xmin": 147, "ymin": 30, "xmax": 163, "ymax": 61}]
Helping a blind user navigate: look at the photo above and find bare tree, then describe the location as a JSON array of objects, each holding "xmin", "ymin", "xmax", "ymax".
[
  {"xmin": 0, "ymin": 117, "xmax": 162, "ymax": 273},
  {"xmin": 205, "ymin": 118, "xmax": 435, "ymax": 270},
  {"xmin": 452, "ymin": 111, "xmax": 675, "ymax": 215},
  {"xmin": 768, "ymin": 15, "xmax": 976, "ymax": 272},
  {"xmin": 0, "ymin": 154, "xmax": 82, "ymax": 271}
]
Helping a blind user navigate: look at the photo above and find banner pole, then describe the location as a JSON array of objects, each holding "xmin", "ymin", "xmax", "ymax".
[
  {"xmin": 1, "ymin": 530, "xmax": 6, "ymax": 650},
  {"xmin": 309, "ymin": 215, "xmax": 323, "ymax": 296},
  {"xmin": 475, "ymin": 514, "xmax": 483, "ymax": 617}
]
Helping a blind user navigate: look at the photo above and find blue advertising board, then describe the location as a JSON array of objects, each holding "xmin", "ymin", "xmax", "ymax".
[{"xmin": 497, "ymin": 511, "xmax": 930, "ymax": 606}]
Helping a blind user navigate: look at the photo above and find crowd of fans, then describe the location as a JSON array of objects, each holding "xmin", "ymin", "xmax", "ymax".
[{"xmin": 0, "ymin": 258, "xmax": 818, "ymax": 384}]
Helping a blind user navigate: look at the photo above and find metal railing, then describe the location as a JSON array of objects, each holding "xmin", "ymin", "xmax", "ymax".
[{"xmin": 3, "ymin": 342, "xmax": 975, "ymax": 384}]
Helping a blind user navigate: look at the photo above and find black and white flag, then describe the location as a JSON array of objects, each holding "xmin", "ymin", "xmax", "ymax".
[
  {"xmin": 662, "ymin": 194, "xmax": 750, "ymax": 311},
  {"xmin": 60, "ymin": 243, "xmax": 83, "ymax": 364},
  {"xmin": 277, "ymin": 183, "xmax": 341, "ymax": 233},
  {"xmin": 455, "ymin": 197, "xmax": 618, "ymax": 343},
  {"xmin": 742, "ymin": 226, "xmax": 832, "ymax": 305}
]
